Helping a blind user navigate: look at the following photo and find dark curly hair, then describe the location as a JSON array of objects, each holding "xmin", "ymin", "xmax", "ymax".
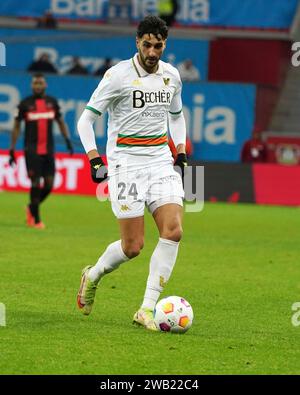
[
  {"xmin": 137, "ymin": 15, "xmax": 168, "ymax": 40},
  {"xmin": 32, "ymin": 73, "xmax": 45, "ymax": 80}
]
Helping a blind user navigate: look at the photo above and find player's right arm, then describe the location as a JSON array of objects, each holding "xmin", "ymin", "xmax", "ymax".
[
  {"xmin": 77, "ymin": 68, "xmax": 121, "ymax": 183},
  {"xmin": 10, "ymin": 119, "xmax": 21, "ymax": 150},
  {"xmin": 77, "ymin": 109, "xmax": 108, "ymax": 183},
  {"xmin": 9, "ymin": 101, "xmax": 25, "ymax": 166},
  {"xmin": 8, "ymin": 120, "xmax": 21, "ymax": 166}
]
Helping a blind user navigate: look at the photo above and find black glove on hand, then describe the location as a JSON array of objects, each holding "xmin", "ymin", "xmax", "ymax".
[
  {"xmin": 174, "ymin": 153, "xmax": 188, "ymax": 181},
  {"xmin": 8, "ymin": 149, "xmax": 16, "ymax": 167},
  {"xmin": 65, "ymin": 138, "xmax": 74, "ymax": 155},
  {"xmin": 90, "ymin": 157, "xmax": 108, "ymax": 183}
]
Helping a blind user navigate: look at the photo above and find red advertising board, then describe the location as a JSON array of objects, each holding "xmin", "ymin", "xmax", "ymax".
[
  {"xmin": 253, "ymin": 163, "xmax": 300, "ymax": 206},
  {"xmin": 0, "ymin": 150, "xmax": 108, "ymax": 197},
  {"xmin": 2, "ymin": 151, "xmax": 300, "ymax": 207}
]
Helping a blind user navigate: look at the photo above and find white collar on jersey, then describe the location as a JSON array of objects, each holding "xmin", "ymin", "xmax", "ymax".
[{"xmin": 132, "ymin": 53, "xmax": 164, "ymax": 77}]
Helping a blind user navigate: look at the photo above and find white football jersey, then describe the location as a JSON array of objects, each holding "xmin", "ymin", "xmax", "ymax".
[{"xmin": 86, "ymin": 53, "xmax": 183, "ymax": 174}]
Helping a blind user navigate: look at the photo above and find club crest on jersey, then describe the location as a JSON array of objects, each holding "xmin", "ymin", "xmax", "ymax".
[{"xmin": 163, "ymin": 78, "xmax": 170, "ymax": 86}]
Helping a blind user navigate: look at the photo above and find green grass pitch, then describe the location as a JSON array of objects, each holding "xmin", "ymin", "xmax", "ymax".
[{"xmin": 0, "ymin": 191, "xmax": 300, "ymax": 375}]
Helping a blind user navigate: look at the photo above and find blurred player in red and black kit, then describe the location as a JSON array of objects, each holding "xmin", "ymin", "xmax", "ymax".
[{"xmin": 9, "ymin": 73, "xmax": 73, "ymax": 229}]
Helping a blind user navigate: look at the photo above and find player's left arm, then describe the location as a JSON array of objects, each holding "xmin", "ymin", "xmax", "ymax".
[
  {"xmin": 168, "ymin": 76, "xmax": 187, "ymax": 172},
  {"xmin": 54, "ymin": 99, "xmax": 74, "ymax": 155},
  {"xmin": 56, "ymin": 117, "xmax": 74, "ymax": 155},
  {"xmin": 77, "ymin": 68, "xmax": 121, "ymax": 183}
]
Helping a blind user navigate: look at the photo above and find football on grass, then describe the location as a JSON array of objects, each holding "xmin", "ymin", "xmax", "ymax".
[{"xmin": 154, "ymin": 296, "xmax": 194, "ymax": 333}]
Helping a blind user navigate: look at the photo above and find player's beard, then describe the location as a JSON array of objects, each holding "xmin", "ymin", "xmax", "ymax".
[
  {"xmin": 33, "ymin": 89, "xmax": 46, "ymax": 98},
  {"xmin": 138, "ymin": 49, "xmax": 159, "ymax": 72}
]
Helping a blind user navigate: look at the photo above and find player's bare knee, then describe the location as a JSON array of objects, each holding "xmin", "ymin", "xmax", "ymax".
[
  {"xmin": 162, "ymin": 226, "xmax": 183, "ymax": 242},
  {"xmin": 123, "ymin": 240, "xmax": 144, "ymax": 259},
  {"xmin": 124, "ymin": 247, "xmax": 141, "ymax": 259}
]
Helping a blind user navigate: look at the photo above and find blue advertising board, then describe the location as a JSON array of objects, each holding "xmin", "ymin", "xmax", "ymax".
[
  {"xmin": 0, "ymin": 0, "xmax": 297, "ymax": 29},
  {"xmin": 0, "ymin": 72, "xmax": 106, "ymax": 154},
  {"xmin": 0, "ymin": 71, "xmax": 255, "ymax": 162},
  {"xmin": 181, "ymin": 82, "xmax": 256, "ymax": 161}
]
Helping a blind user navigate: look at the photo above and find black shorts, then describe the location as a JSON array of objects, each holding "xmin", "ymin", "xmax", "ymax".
[{"xmin": 25, "ymin": 152, "xmax": 55, "ymax": 179}]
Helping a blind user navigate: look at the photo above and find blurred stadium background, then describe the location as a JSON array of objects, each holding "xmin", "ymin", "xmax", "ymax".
[{"xmin": 0, "ymin": 0, "xmax": 300, "ymax": 205}]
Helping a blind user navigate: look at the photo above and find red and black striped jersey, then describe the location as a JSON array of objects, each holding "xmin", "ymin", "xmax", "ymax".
[{"xmin": 15, "ymin": 95, "xmax": 61, "ymax": 155}]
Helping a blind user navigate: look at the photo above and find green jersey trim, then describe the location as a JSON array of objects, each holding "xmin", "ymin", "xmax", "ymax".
[
  {"xmin": 117, "ymin": 132, "xmax": 167, "ymax": 139},
  {"xmin": 169, "ymin": 109, "xmax": 182, "ymax": 115},
  {"xmin": 117, "ymin": 142, "xmax": 168, "ymax": 147},
  {"xmin": 132, "ymin": 58, "xmax": 142, "ymax": 78},
  {"xmin": 86, "ymin": 106, "xmax": 101, "ymax": 116}
]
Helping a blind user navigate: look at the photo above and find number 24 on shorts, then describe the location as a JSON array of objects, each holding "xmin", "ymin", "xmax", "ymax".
[{"xmin": 118, "ymin": 182, "xmax": 138, "ymax": 201}]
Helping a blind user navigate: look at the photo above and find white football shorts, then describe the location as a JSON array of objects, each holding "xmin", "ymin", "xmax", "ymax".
[{"xmin": 108, "ymin": 163, "xmax": 184, "ymax": 219}]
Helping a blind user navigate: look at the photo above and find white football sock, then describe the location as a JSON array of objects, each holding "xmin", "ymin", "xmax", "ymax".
[
  {"xmin": 88, "ymin": 240, "xmax": 129, "ymax": 283},
  {"xmin": 142, "ymin": 237, "xmax": 179, "ymax": 311}
]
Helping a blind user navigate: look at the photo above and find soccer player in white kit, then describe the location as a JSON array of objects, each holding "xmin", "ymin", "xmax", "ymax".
[{"xmin": 77, "ymin": 16, "xmax": 187, "ymax": 331}]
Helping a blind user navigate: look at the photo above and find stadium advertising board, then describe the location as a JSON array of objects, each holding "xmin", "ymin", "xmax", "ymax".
[
  {"xmin": 202, "ymin": 162, "xmax": 300, "ymax": 206},
  {"xmin": 0, "ymin": 72, "xmax": 107, "ymax": 154},
  {"xmin": 253, "ymin": 164, "xmax": 300, "ymax": 206},
  {"xmin": 0, "ymin": 150, "xmax": 106, "ymax": 196},
  {"xmin": 182, "ymin": 83, "xmax": 256, "ymax": 162},
  {"xmin": 199, "ymin": 162, "xmax": 255, "ymax": 203},
  {"xmin": 0, "ymin": 0, "xmax": 297, "ymax": 29},
  {"xmin": 1, "ymin": 151, "xmax": 300, "ymax": 207},
  {"xmin": 0, "ymin": 72, "xmax": 255, "ymax": 162}
]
